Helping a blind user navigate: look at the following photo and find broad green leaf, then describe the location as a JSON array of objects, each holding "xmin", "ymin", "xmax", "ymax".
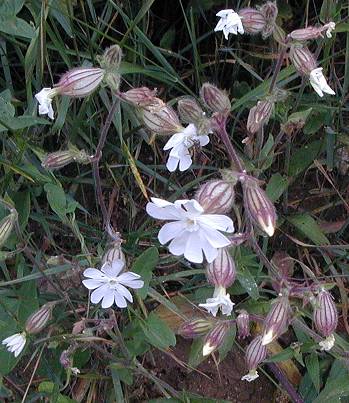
[
  {"xmin": 288, "ymin": 140, "xmax": 325, "ymax": 177},
  {"xmin": 218, "ymin": 324, "xmax": 236, "ymax": 362},
  {"xmin": 304, "ymin": 109, "xmax": 332, "ymax": 135},
  {"xmin": 141, "ymin": 312, "xmax": 176, "ymax": 349},
  {"xmin": 188, "ymin": 338, "xmax": 206, "ymax": 368},
  {"xmin": 288, "ymin": 214, "xmax": 329, "ymax": 245},
  {"xmin": 266, "ymin": 173, "xmax": 289, "ymax": 202},
  {"xmin": 38, "ymin": 382, "xmax": 77, "ymax": 403},
  {"xmin": 305, "ymin": 353, "xmax": 320, "ymax": 393},
  {"xmin": 236, "ymin": 266, "xmax": 259, "ymax": 300},
  {"xmin": 265, "ymin": 347, "xmax": 294, "ymax": 363},
  {"xmin": 285, "ymin": 108, "xmax": 312, "ymax": 127},
  {"xmin": 313, "ymin": 376, "xmax": 349, "ymax": 403},
  {"xmin": 44, "ymin": 183, "xmax": 67, "ymax": 221},
  {"xmin": 0, "ymin": 16, "xmax": 35, "ymax": 39},
  {"xmin": 132, "ymin": 247, "xmax": 159, "ymax": 299}
]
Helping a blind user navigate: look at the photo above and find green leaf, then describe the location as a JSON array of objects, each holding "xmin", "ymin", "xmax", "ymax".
[
  {"xmin": 305, "ymin": 353, "xmax": 320, "ymax": 393},
  {"xmin": 288, "ymin": 214, "xmax": 329, "ymax": 245},
  {"xmin": 304, "ymin": 109, "xmax": 332, "ymax": 135},
  {"xmin": 266, "ymin": 173, "xmax": 289, "ymax": 202},
  {"xmin": 265, "ymin": 347, "xmax": 294, "ymax": 363},
  {"xmin": 132, "ymin": 247, "xmax": 159, "ymax": 299},
  {"xmin": 288, "ymin": 140, "xmax": 325, "ymax": 177},
  {"xmin": 38, "ymin": 381, "xmax": 77, "ymax": 403},
  {"xmin": 0, "ymin": 16, "xmax": 35, "ymax": 39},
  {"xmin": 141, "ymin": 312, "xmax": 176, "ymax": 350},
  {"xmin": 44, "ymin": 183, "xmax": 67, "ymax": 221},
  {"xmin": 188, "ymin": 338, "xmax": 206, "ymax": 368},
  {"xmin": 285, "ymin": 108, "xmax": 312, "ymax": 127},
  {"xmin": 0, "ymin": 0, "xmax": 24, "ymax": 16},
  {"xmin": 313, "ymin": 376, "xmax": 349, "ymax": 403},
  {"xmin": 218, "ymin": 324, "xmax": 236, "ymax": 362},
  {"xmin": 236, "ymin": 266, "xmax": 259, "ymax": 300}
]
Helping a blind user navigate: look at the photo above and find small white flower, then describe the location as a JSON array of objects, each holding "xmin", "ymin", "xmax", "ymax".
[
  {"xmin": 309, "ymin": 68, "xmax": 335, "ymax": 97},
  {"xmin": 214, "ymin": 9, "xmax": 244, "ymax": 40},
  {"xmin": 241, "ymin": 369, "xmax": 259, "ymax": 382},
  {"xmin": 35, "ymin": 88, "xmax": 58, "ymax": 120},
  {"xmin": 146, "ymin": 198, "xmax": 234, "ymax": 263},
  {"xmin": 199, "ymin": 285, "xmax": 234, "ymax": 317},
  {"xmin": 325, "ymin": 22, "xmax": 335, "ymax": 38},
  {"xmin": 82, "ymin": 259, "xmax": 144, "ymax": 309},
  {"xmin": 163, "ymin": 123, "xmax": 209, "ymax": 172},
  {"xmin": 319, "ymin": 334, "xmax": 335, "ymax": 351},
  {"xmin": 71, "ymin": 367, "xmax": 80, "ymax": 375},
  {"xmin": 2, "ymin": 332, "xmax": 26, "ymax": 357}
]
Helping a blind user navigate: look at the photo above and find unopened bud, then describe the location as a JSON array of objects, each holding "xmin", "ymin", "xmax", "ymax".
[
  {"xmin": 206, "ymin": 248, "xmax": 236, "ymax": 288},
  {"xmin": 142, "ymin": 99, "xmax": 183, "ymax": 135},
  {"xmin": 60, "ymin": 350, "xmax": 72, "ymax": 369},
  {"xmin": 247, "ymin": 99, "xmax": 274, "ymax": 134},
  {"xmin": 102, "ymin": 241, "xmax": 126, "ymax": 265},
  {"xmin": 200, "ymin": 83, "xmax": 231, "ymax": 114},
  {"xmin": 237, "ymin": 310, "xmax": 250, "ymax": 339},
  {"xmin": 56, "ymin": 68, "xmax": 105, "ymax": 98},
  {"xmin": 120, "ymin": 87, "xmax": 157, "ymax": 107},
  {"xmin": 42, "ymin": 148, "xmax": 91, "ymax": 170},
  {"xmin": 241, "ymin": 335, "xmax": 267, "ymax": 382},
  {"xmin": 0, "ymin": 211, "xmax": 17, "ymax": 247},
  {"xmin": 99, "ymin": 45, "xmax": 123, "ymax": 92},
  {"xmin": 314, "ymin": 288, "xmax": 338, "ymax": 338},
  {"xmin": 262, "ymin": 295, "xmax": 290, "ymax": 345},
  {"xmin": 178, "ymin": 318, "xmax": 213, "ymax": 338},
  {"xmin": 177, "ymin": 97, "xmax": 205, "ymax": 124},
  {"xmin": 270, "ymin": 251, "xmax": 294, "ymax": 292},
  {"xmin": 289, "ymin": 45, "xmax": 317, "ymax": 76},
  {"xmin": 25, "ymin": 302, "xmax": 55, "ymax": 335},
  {"xmin": 259, "ymin": 1, "xmax": 278, "ymax": 39},
  {"xmin": 202, "ymin": 321, "xmax": 229, "ymax": 356},
  {"xmin": 238, "ymin": 8, "xmax": 266, "ymax": 35},
  {"xmin": 195, "ymin": 180, "xmax": 236, "ymax": 214},
  {"xmin": 289, "ymin": 22, "xmax": 336, "ymax": 41},
  {"xmin": 242, "ymin": 176, "xmax": 277, "ymax": 237}
]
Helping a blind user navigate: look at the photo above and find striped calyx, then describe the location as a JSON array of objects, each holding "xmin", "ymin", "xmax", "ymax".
[
  {"xmin": 56, "ymin": 68, "xmax": 105, "ymax": 97},
  {"xmin": 102, "ymin": 241, "xmax": 126, "ymax": 265},
  {"xmin": 25, "ymin": 302, "xmax": 55, "ymax": 335},
  {"xmin": 247, "ymin": 99, "xmax": 274, "ymax": 134},
  {"xmin": 195, "ymin": 179, "xmax": 235, "ymax": 214},
  {"xmin": 289, "ymin": 45, "xmax": 317, "ymax": 76},
  {"xmin": 245, "ymin": 335, "xmax": 267, "ymax": 371},
  {"xmin": 206, "ymin": 247, "xmax": 236, "ymax": 288},
  {"xmin": 120, "ymin": 87, "xmax": 157, "ymax": 107},
  {"xmin": 238, "ymin": 8, "xmax": 266, "ymax": 35},
  {"xmin": 202, "ymin": 321, "xmax": 230, "ymax": 356},
  {"xmin": 262, "ymin": 295, "xmax": 290, "ymax": 345},
  {"xmin": 200, "ymin": 83, "xmax": 231, "ymax": 115},
  {"xmin": 314, "ymin": 288, "xmax": 338, "ymax": 337},
  {"xmin": 178, "ymin": 318, "xmax": 213, "ymax": 339},
  {"xmin": 142, "ymin": 99, "xmax": 183, "ymax": 135},
  {"xmin": 242, "ymin": 176, "xmax": 277, "ymax": 237},
  {"xmin": 0, "ymin": 211, "xmax": 17, "ymax": 248}
]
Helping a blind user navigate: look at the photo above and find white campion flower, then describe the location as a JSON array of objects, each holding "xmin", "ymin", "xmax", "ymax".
[
  {"xmin": 163, "ymin": 123, "xmax": 209, "ymax": 172},
  {"xmin": 241, "ymin": 369, "xmax": 260, "ymax": 382},
  {"xmin": 325, "ymin": 22, "xmax": 336, "ymax": 38},
  {"xmin": 82, "ymin": 259, "xmax": 144, "ymax": 309},
  {"xmin": 199, "ymin": 285, "xmax": 234, "ymax": 317},
  {"xmin": 35, "ymin": 88, "xmax": 58, "ymax": 120},
  {"xmin": 2, "ymin": 332, "xmax": 26, "ymax": 357},
  {"xmin": 214, "ymin": 9, "xmax": 244, "ymax": 40},
  {"xmin": 146, "ymin": 198, "xmax": 234, "ymax": 263},
  {"xmin": 309, "ymin": 67, "xmax": 335, "ymax": 97}
]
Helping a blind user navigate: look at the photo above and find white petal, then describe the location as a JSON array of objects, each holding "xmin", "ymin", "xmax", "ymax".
[
  {"xmin": 200, "ymin": 226, "xmax": 231, "ymax": 249},
  {"xmin": 182, "ymin": 123, "xmax": 197, "ymax": 136},
  {"xmin": 2, "ymin": 333, "xmax": 21, "ymax": 345},
  {"xmin": 197, "ymin": 135, "xmax": 210, "ymax": 147},
  {"xmin": 101, "ymin": 291, "xmax": 114, "ymax": 308},
  {"xmin": 168, "ymin": 232, "xmax": 190, "ymax": 256},
  {"xmin": 163, "ymin": 132, "xmax": 185, "ymax": 150},
  {"xmin": 90, "ymin": 284, "xmax": 109, "ymax": 304},
  {"xmin": 166, "ymin": 155, "xmax": 179, "ymax": 172},
  {"xmin": 198, "ymin": 214, "xmax": 235, "ymax": 232},
  {"xmin": 158, "ymin": 221, "xmax": 185, "ymax": 244},
  {"xmin": 175, "ymin": 199, "xmax": 204, "ymax": 215},
  {"xmin": 83, "ymin": 268, "xmax": 106, "ymax": 280},
  {"xmin": 115, "ymin": 284, "xmax": 133, "ymax": 302},
  {"xmin": 216, "ymin": 9, "xmax": 235, "ymax": 18},
  {"xmin": 184, "ymin": 232, "xmax": 203, "ymax": 263},
  {"xmin": 113, "ymin": 291, "xmax": 128, "ymax": 308},
  {"xmin": 82, "ymin": 279, "xmax": 104, "ymax": 290},
  {"xmin": 199, "ymin": 232, "xmax": 219, "ymax": 263},
  {"xmin": 178, "ymin": 153, "xmax": 193, "ymax": 171},
  {"xmin": 101, "ymin": 260, "xmax": 124, "ymax": 277},
  {"xmin": 146, "ymin": 199, "xmax": 182, "ymax": 220}
]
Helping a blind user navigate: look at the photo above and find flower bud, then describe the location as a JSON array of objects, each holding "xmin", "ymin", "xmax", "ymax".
[
  {"xmin": 262, "ymin": 295, "xmax": 290, "ymax": 345},
  {"xmin": 102, "ymin": 241, "xmax": 126, "ymax": 265},
  {"xmin": 236, "ymin": 310, "xmax": 250, "ymax": 339},
  {"xmin": 178, "ymin": 318, "xmax": 213, "ymax": 338},
  {"xmin": 259, "ymin": 1, "xmax": 278, "ymax": 39},
  {"xmin": 120, "ymin": 87, "xmax": 157, "ymax": 107},
  {"xmin": 0, "ymin": 211, "xmax": 17, "ymax": 247},
  {"xmin": 42, "ymin": 148, "xmax": 91, "ymax": 170},
  {"xmin": 25, "ymin": 302, "xmax": 55, "ymax": 335},
  {"xmin": 270, "ymin": 251, "xmax": 294, "ymax": 292},
  {"xmin": 99, "ymin": 45, "xmax": 123, "ymax": 92},
  {"xmin": 242, "ymin": 176, "xmax": 277, "ymax": 237},
  {"xmin": 289, "ymin": 45, "xmax": 317, "ymax": 76},
  {"xmin": 238, "ymin": 8, "xmax": 266, "ymax": 35},
  {"xmin": 289, "ymin": 22, "xmax": 336, "ymax": 41},
  {"xmin": 200, "ymin": 83, "xmax": 231, "ymax": 115},
  {"xmin": 206, "ymin": 248, "xmax": 236, "ymax": 289},
  {"xmin": 241, "ymin": 335, "xmax": 267, "ymax": 382},
  {"xmin": 142, "ymin": 99, "xmax": 183, "ymax": 135},
  {"xmin": 177, "ymin": 97, "xmax": 205, "ymax": 124},
  {"xmin": 313, "ymin": 288, "xmax": 337, "ymax": 350},
  {"xmin": 60, "ymin": 350, "xmax": 72, "ymax": 369},
  {"xmin": 247, "ymin": 99, "xmax": 274, "ymax": 134},
  {"xmin": 195, "ymin": 180, "xmax": 236, "ymax": 214},
  {"xmin": 56, "ymin": 68, "xmax": 105, "ymax": 98},
  {"xmin": 202, "ymin": 321, "xmax": 229, "ymax": 356}
]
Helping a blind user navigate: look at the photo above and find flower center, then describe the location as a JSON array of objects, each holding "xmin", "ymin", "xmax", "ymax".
[{"xmin": 185, "ymin": 218, "xmax": 199, "ymax": 232}]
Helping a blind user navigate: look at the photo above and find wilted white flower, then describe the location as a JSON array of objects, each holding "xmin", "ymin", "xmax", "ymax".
[
  {"xmin": 309, "ymin": 68, "xmax": 335, "ymax": 97},
  {"xmin": 325, "ymin": 22, "xmax": 336, "ymax": 38},
  {"xmin": 199, "ymin": 285, "xmax": 234, "ymax": 317},
  {"xmin": 241, "ymin": 369, "xmax": 259, "ymax": 382},
  {"xmin": 35, "ymin": 88, "xmax": 58, "ymax": 120},
  {"xmin": 2, "ymin": 332, "xmax": 26, "ymax": 357},
  {"xmin": 214, "ymin": 9, "xmax": 244, "ymax": 40},
  {"xmin": 164, "ymin": 124, "xmax": 209, "ymax": 172},
  {"xmin": 319, "ymin": 334, "xmax": 335, "ymax": 351},
  {"xmin": 82, "ymin": 259, "xmax": 144, "ymax": 309},
  {"xmin": 146, "ymin": 198, "xmax": 234, "ymax": 263}
]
